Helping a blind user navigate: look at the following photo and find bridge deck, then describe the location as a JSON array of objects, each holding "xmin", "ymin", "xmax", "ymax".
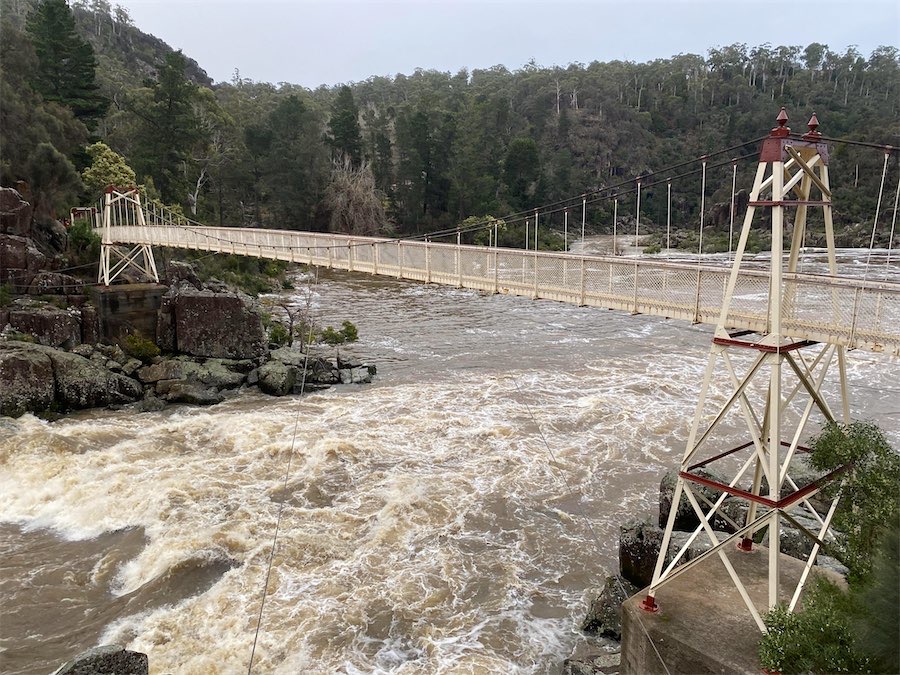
[{"xmin": 102, "ymin": 225, "xmax": 900, "ymax": 355}]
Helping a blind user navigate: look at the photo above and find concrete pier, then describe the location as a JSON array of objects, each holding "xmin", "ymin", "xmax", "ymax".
[
  {"xmin": 88, "ymin": 283, "xmax": 166, "ymax": 343},
  {"xmin": 621, "ymin": 545, "xmax": 843, "ymax": 674}
]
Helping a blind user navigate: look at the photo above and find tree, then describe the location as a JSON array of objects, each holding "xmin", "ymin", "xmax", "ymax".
[
  {"xmin": 130, "ymin": 51, "xmax": 204, "ymax": 205},
  {"xmin": 27, "ymin": 142, "xmax": 83, "ymax": 220},
  {"xmin": 503, "ymin": 137, "xmax": 540, "ymax": 210},
  {"xmin": 26, "ymin": 0, "xmax": 108, "ymax": 130},
  {"xmin": 327, "ymin": 85, "xmax": 362, "ymax": 165},
  {"xmin": 81, "ymin": 141, "xmax": 136, "ymax": 196},
  {"xmin": 323, "ymin": 157, "xmax": 387, "ymax": 235}
]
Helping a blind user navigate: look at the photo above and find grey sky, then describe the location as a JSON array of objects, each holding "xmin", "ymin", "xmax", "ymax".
[{"xmin": 115, "ymin": 0, "xmax": 899, "ymax": 87}]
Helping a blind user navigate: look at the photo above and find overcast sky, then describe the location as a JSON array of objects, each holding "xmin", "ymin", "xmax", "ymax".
[{"xmin": 114, "ymin": 0, "xmax": 899, "ymax": 87}]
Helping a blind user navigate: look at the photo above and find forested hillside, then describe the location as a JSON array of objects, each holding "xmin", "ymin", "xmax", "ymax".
[{"xmin": 2, "ymin": 0, "xmax": 898, "ymax": 247}]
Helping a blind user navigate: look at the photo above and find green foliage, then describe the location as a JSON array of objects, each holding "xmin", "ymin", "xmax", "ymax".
[
  {"xmin": 27, "ymin": 142, "xmax": 83, "ymax": 218},
  {"xmin": 759, "ymin": 578, "xmax": 870, "ymax": 674},
  {"xmin": 808, "ymin": 421, "xmax": 900, "ymax": 580},
  {"xmin": 0, "ymin": 283, "xmax": 12, "ymax": 306},
  {"xmin": 853, "ymin": 527, "xmax": 900, "ymax": 674},
  {"xmin": 121, "ymin": 333, "xmax": 160, "ymax": 362},
  {"xmin": 268, "ymin": 322, "xmax": 291, "ymax": 347},
  {"xmin": 67, "ymin": 218, "xmax": 101, "ymax": 261},
  {"xmin": 26, "ymin": 0, "xmax": 108, "ymax": 129},
  {"xmin": 328, "ymin": 85, "xmax": 362, "ymax": 166},
  {"xmin": 130, "ymin": 51, "xmax": 204, "ymax": 205},
  {"xmin": 319, "ymin": 320, "xmax": 358, "ymax": 346},
  {"xmin": 81, "ymin": 141, "xmax": 136, "ymax": 196},
  {"xmin": 644, "ymin": 243, "xmax": 662, "ymax": 254}
]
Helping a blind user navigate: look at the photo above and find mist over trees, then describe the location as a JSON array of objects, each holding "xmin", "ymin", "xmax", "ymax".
[{"xmin": 1, "ymin": 0, "xmax": 898, "ymax": 240}]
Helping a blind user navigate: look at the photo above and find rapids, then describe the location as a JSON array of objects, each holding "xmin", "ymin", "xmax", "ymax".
[{"xmin": 1, "ymin": 264, "xmax": 897, "ymax": 674}]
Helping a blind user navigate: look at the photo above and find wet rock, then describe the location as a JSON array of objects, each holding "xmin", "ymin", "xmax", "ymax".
[
  {"xmin": 198, "ymin": 359, "xmax": 245, "ymax": 390},
  {"xmin": 257, "ymin": 361, "xmax": 297, "ymax": 396},
  {"xmin": 269, "ymin": 346, "xmax": 307, "ymax": 367},
  {"xmin": 135, "ymin": 391, "xmax": 167, "ymax": 412},
  {"xmin": 582, "ymin": 575, "xmax": 638, "ymax": 640},
  {"xmin": 562, "ymin": 652, "xmax": 621, "ymax": 675},
  {"xmin": 27, "ymin": 272, "xmax": 82, "ymax": 296},
  {"xmin": 246, "ymin": 368, "xmax": 260, "ymax": 386},
  {"xmin": 51, "ymin": 644, "xmax": 148, "ymax": 675},
  {"xmin": 137, "ymin": 359, "xmax": 201, "ymax": 384},
  {"xmin": 0, "ymin": 187, "xmax": 33, "ymax": 237},
  {"xmin": 159, "ymin": 285, "xmax": 267, "ymax": 359},
  {"xmin": 47, "ymin": 349, "xmax": 143, "ymax": 409},
  {"xmin": 163, "ymin": 382, "xmax": 223, "ymax": 406},
  {"xmin": 339, "ymin": 365, "xmax": 375, "ymax": 384},
  {"xmin": 618, "ymin": 519, "xmax": 731, "ymax": 588},
  {"xmin": 0, "ymin": 344, "xmax": 55, "ymax": 417},
  {"xmin": 619, "ymin": 520, "xmax": 664, "ymax": 588},
  {"xmin": 79, "ymin": 304, "xmax": 100, "ymax": 345},
  {"xmin": 7, "ymin": 301, "xmax": 81, "ymax": 348},
  {"xmin": 307, "ymin": 357, "xmax": 339, "ymax": 385},
  {"xmin": 164, "ymin": 260, "xmax": 202, "ymax": 290}
]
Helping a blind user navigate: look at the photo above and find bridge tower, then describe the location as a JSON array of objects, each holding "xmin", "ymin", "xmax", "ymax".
[
  {"xmin": 641, "ymin": 109, "xmax": 850, "ymax": 630},
  {"xmin": 97, "ymin": 186, "xmax": 160, "ymax": 286}
]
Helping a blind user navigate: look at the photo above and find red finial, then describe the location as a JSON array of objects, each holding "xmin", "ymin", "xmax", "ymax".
[
  {"xmin": 803, "ymin": 112, "xmax": 822, "ymax": 140},
  {"xmin": 771, "ymin": 107, "xmax": 790, "ymax": 137}
]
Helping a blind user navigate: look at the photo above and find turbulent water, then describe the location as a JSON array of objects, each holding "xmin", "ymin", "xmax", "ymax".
[{"xmin": 1, "ymin": 260, "xmax": 898, "ymax": 674}]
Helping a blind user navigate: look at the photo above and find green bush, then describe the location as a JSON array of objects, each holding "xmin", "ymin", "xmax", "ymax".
[
  {"xmin": 0, "ymin": 283, "xmax": 12, "ymax": 307},
  {"xmin": 122, "ymin": 333, "xmax": 160, "ymax": 362},
  {"xmin": 268, "ymin": 322, "xmax": 291, "ymax": 347},
  {"xmin": 644, "ymin": 243, "xmax": 662, "ymax": 254},
  {"xmin": 759, "ymin": 579, "xmax": 869, "ymax": 674},
  {"xmin": 319, "ymin": 320, "xmax": 359, "ymax": 346}
]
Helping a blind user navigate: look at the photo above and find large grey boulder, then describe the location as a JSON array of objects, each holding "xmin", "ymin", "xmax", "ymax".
[
  {"xmin": 157, "ymin": 285, "xmax": 267, "ymax": 359},
  {"xmin": 257, "ymin": 361, "xmax": 298, "ymax": 396},
  {"xmin": 51, "ymin": 644, "xmax": 148, "ymax": 675},
  {"xmin": 0, "ymin": 344, "xmax": 55, "ymax": 417},
  {"xmin": 163, "ymin": 382, "xmax": 224, "ymax": 406},
  {"xmin": 7, "ymin": 300, "xmax": 81, "ymax": 348},
  {"xmin": 27, "ymin": 271, "xmax": 83, "ymax": 296},
  {"xmin": 47, "ymin": 349, "xmax": 143, "ymax": 410}
]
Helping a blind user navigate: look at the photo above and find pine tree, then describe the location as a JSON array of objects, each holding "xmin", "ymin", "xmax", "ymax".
[
  {"xmin": 26, "ymin": 0, "xmax": 108, "ymax": 130},
  {"xmin": 327, "ymin": 85, "xmax": 362, "ymax": 166}
]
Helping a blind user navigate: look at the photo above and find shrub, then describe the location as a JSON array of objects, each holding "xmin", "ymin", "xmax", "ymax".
[
  {"xmin": 268, "ymin": 322, "xmax": 291, "ymax": 347},
  {"xmin": 644, "ymin": 243, "xmax": 662, "ymax": 254},
  {"xmin": 319, "ymin": 320, "xmax": 359, "ymax": 346},
  {"xmin": 0, "ymin": 283, "xmax": 11, "ymax": 307},
  {"xmin": 122, "ymin": 333, "xmax": 160, "ymax": 362}
]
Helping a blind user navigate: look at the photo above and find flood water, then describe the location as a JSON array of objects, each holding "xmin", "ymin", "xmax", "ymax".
[{"xmin": 1, "ymin": 259, "xmax": 897, "ymax": 674}]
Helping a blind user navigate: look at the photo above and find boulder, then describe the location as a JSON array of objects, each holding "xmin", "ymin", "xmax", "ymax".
[
  {"xmin": 306, "ymin": 357, "xmax": 339, "ymax": 384},
  {"xmin": 562, "ymin": 652, "xmax": 621, "ymax": 675},
  {"xmin": 0, "ymin": 187, "xmax": 33, "ymax": 236},
  {"xmin": 269, "ymin": 346, "xmax": 307, "ymax": 367},
  {"xmin": 0, "ymin": 344, "xmax": 55, "ymax": 417},
  {"xmin": 257, "ymin": 361, "xmax": 298, "ymax": 396},
  {"xmin": 30, "ymin": 217, "xmax": 68, "ymax": 257},
  {"xmin": 163, "ymin": 382, "xmax": 223, "ymax": 406},
  {"xmin": 51, "ymin": 644, "xmax": 148, "ymax": 675},
  {"xmin": 581, "ymin": 575, "xmax": 638, "ymax": 640},
  {"xmin": 618, "ymin": 519, "xmax": 731, "ymax": 588},
  {"xmin": 165, "ymin": 260, "xmax": 202, "ymax": 290},
  {"xmin": 46, "ymin": 349, "xmax": 143, "ymax": 410},
  {"xmin": 160, "ymin": 286, "xmax": 267, "ymax": 359},
  {"xmin": 197, "ymin": 359, "xmax": 246, "ymax": 390},
  {"xmin": 0, "ymin": 234, "xmax": 47, "ymax": 292},
  {"xmin": 27, "ymin": 272, "xmax": 82, "ymax": 296},
  {"xmin": 7, "ymin": 302, "xmax": 81, "ymax": 348}
]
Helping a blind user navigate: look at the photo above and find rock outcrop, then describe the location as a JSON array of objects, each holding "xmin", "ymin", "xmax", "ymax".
[
  {"xmin": 157, "ymin": 284, "xmax": 267, "ymax": 359},
  {"xmin": 5, "ymin": 300, "xmax": 82, "ymax": 349},
  {"xmin": 51, "ymin": 644, "xmax": 148, "ymax": 675}
]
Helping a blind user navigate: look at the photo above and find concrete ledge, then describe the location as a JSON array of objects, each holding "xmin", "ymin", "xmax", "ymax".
[{"xmin": 621, "ymin": 544, "xmax": 843, "ymax": 675}]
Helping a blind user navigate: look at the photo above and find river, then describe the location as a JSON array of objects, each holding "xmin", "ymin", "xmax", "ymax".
[{"xmin": 1, "ymin": 262, "xmax": 898, "ymax": 674}]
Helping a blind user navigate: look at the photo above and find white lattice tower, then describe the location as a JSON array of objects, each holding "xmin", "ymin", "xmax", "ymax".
[
  {"xmin": 641, "ymin": 109, "xmax": 851, "ymax": 631},
  {"xmin": 98, "ymin": 186, "xmax": 160, "ymax": 286}
]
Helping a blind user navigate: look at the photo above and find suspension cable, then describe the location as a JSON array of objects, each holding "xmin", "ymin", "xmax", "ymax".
[
  {"xmin": 863, "ymin": 151, "xmax": 891, "ymax": 278},
  {"xmin": 247, "ymin": 267, "xmax": 320, "ymax": 673}
]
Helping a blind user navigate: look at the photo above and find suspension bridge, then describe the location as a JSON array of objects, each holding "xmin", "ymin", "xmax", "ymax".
[{"xmin": 85, "ymin": 125, "xmax": 899, "ymax": 356}]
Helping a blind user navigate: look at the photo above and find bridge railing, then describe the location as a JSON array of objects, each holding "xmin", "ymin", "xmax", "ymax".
[{"xmin": 99, "ymin": 222, "xmax": 900, "ymax": 355}]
